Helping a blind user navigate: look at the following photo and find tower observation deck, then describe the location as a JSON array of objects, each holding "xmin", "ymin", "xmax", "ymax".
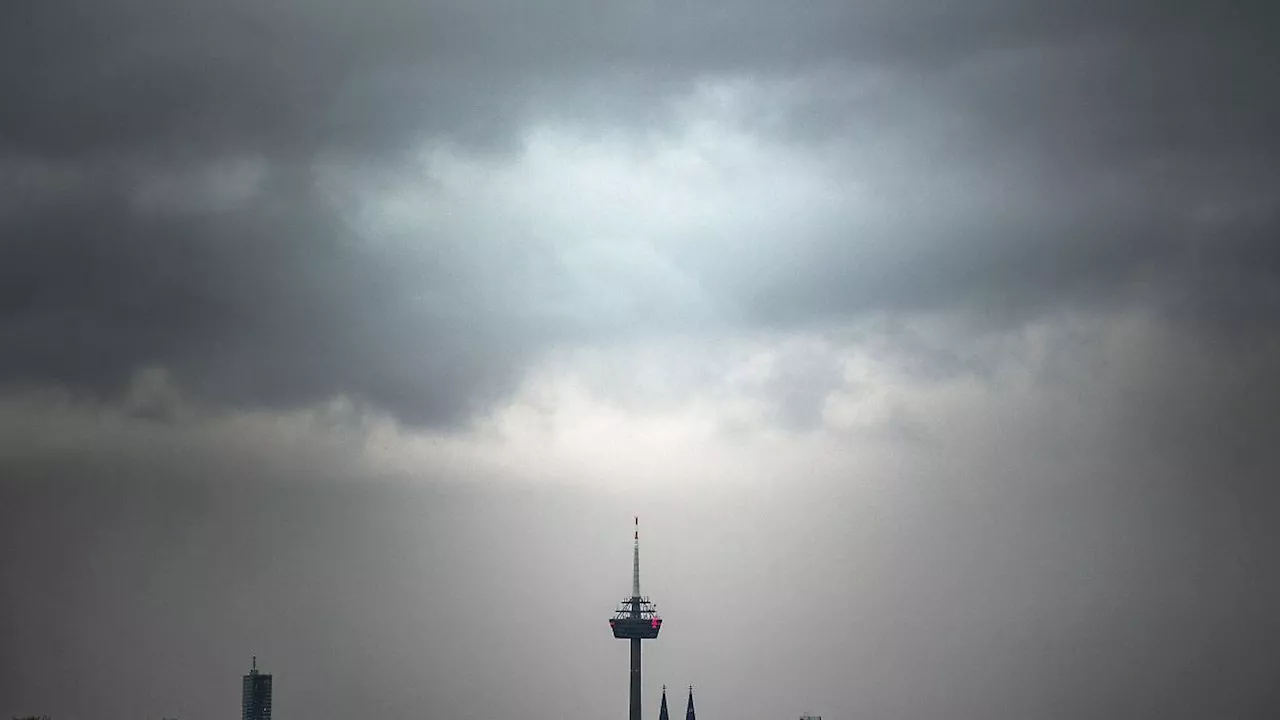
[{"xmin": 610, "ymin": 517, "xmax": 662, "ymax": 720}]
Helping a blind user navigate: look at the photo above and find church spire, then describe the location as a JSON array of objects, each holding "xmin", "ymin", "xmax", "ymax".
[
  {"xmin": 685, "ymin": 686, "xmax": 696, "ymax": 720},
  {"xmin": 658, "ymin": 685, "xmax": 670, "ymax": 720}
]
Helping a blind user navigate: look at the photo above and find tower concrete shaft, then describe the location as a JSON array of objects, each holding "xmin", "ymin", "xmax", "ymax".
[{"xmin": 631, "ymin": 637, "xmax": 642, "ymax": 720}]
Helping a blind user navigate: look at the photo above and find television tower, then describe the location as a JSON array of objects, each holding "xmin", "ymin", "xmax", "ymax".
[{"xmin": 610, "ymin": 517, "xmax": 663, "ymax": 720}]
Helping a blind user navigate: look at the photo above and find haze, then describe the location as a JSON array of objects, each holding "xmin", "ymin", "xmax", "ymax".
[{"xmin": 3, "ymin": 2, "xmax": 1279, "ymax": 719}]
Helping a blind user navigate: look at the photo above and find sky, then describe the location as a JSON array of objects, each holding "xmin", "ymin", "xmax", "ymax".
[{"xmin": 2, "ymin": 1, "xmax": 1280, "ymax": 719}]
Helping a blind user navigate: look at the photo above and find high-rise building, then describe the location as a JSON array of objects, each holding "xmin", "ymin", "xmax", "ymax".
[{"xmin": 242, "ymin": 656, "xmax": 272, "ymax": 720}]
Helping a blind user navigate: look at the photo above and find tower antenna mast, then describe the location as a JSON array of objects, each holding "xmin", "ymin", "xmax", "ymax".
[{"xmin": 633, "ymin": 516, "xmax": 641, "ymax": 599}]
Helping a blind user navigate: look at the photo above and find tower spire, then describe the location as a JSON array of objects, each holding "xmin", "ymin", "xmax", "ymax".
[
  {"xmin": 658, "ymin": 685, "xmax": 670, "ymax": 720},
  {"xmin": 632, "ymin": 516, "xmax": 641, "ymax": 598},
  {"xmin": 685, "ymin": 686, "xmax": 696, "ymax": 720}
]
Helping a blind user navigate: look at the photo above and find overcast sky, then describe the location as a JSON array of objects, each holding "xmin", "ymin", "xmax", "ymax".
[{"xmin": 3, "ymin": 2, "xmax": 1280, "ymax": 719}]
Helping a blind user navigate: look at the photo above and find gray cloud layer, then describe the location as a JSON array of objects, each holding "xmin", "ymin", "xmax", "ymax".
[{"xmin": 3, "ymin": 0, "xmax": 1278, "ymax": 427}]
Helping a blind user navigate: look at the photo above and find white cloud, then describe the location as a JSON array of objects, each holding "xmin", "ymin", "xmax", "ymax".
[{"xmin": 328, "ymin": 77, "xmax": 870, "ymax": 335}]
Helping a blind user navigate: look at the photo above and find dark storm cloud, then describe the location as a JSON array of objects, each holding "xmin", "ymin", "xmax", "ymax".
[
  {"xmin": 1, "ymin": 0, "xmax": 860, "ymax": 160},
  {"xmin": 720, "ymin": 2, "xmax": 1280, "ymax": 333},
  {"xmin": 0, "ymin": 165, "xmax": 544, "ymax": 426},
  {"xmin": 5, "ymin": 1, "xmax": 1269, "ymax": 160},
  {"xmin": 2, "ymin": 0, "xmax": 1279, "ymax": 428}
]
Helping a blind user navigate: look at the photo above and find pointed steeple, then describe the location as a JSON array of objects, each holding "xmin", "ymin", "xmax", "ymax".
[
  {"xmin": 658, "ymin": 685, "xmax": 670, "ymax": 720},
  {"xmin": 685, "ymin": 686, "xmax": 696, "ymax": 720}
]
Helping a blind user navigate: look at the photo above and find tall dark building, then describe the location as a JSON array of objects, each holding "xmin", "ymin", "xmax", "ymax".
[
  {"xmin": 242, "ymin": 656, "xmax": 272, "ymax": 720},
  {"xmin": 659, "ymin": 686, "xmax": 671, "ymax": 720},
  {"xmin": 685, "ymin": 686, "xmax": 696, "ymax": 720},
  {"xmin": 610, "ymin": 518, "xmax": 663, "ymax": 720}
]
